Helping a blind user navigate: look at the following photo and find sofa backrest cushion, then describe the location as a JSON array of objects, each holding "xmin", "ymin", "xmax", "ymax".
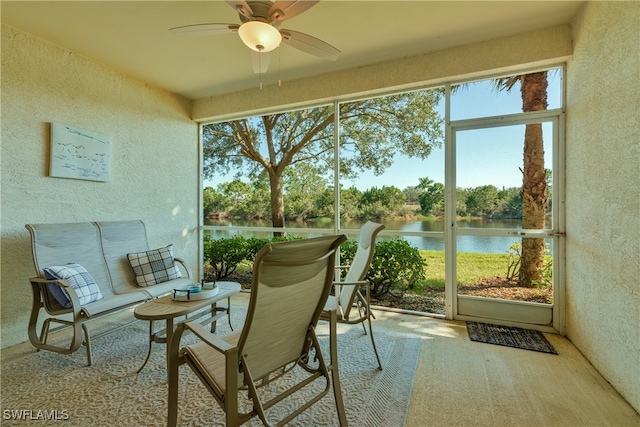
[
  {"xmin": 95, "ymin": 220, "xmax": 150, "ymax": 295},
  {"xmin": 26, "ymin": 222, "xmax": 114, "ymax": 298},
  {"xmin": 126, "ymin": 244, "xmax": 182, "ymax": 287}
]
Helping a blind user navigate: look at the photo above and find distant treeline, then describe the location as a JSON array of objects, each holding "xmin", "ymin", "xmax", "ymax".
[{"xmin": 204, "ymin": 175, "xmax": 551, "ymax": 221}]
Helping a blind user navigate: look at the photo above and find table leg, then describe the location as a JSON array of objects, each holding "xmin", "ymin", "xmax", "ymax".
[
  {"xmin": 227, "ymin": 296, "xmax": 233, "ymax": 331},
  {"xmin": 209, "ymin": 297, "xmax": 234, "ymax": 332},
  {"xmin": 210, "ymin": 302, "xmax": 217, "ymax": 333},
  {"xmin": 165, "ymin": 318, "xmax": 174, "ymax": 372},
  {"xmin": 136, "ymin": 320, "xmax": 154, "ymax": 374}
]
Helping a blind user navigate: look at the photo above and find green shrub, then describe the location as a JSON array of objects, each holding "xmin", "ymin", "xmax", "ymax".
[
  {"xmin": 203, "ymin": 235, "xmax": 249, "ymax": 280},
  {"xmin": 340, "ymin": 238, "xmax": 427, "ymax": 297},
  {"xmin": 204, "ymin": 234, "xmax": 303, "ymax": 280},
  {"xmin": 204, "ymin": 234, "xmax": 428, "ymax": 293},
  {"xmin": 244, "ymin": 237, "xmax": 271, "ymax": 262},
  {"xmin": 506, "ymin": 241, "xmax": 521, "ymax": 281},
  {"xmin": 505, "ymin": 240, "xmax": 553, "ymax": 289}
]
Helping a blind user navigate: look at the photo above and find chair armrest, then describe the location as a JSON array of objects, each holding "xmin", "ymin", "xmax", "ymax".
[
  {"xmin": 333, "ymin": 280, "xmax": 372, "ymax": 306},
  {"xmin": 174, "ymin": 257, "xmax": 193, "ymax": 280},
  {"xmin": 332, "ymin": 280, "xmax": 368, "ymax": 287},
  {"xmin": 180, "ymin": 320, "xmax": 234, "ymax": 352},
  {"xmin": 170, "ymin": 320, "xmax": 235, "ymax": 366}
]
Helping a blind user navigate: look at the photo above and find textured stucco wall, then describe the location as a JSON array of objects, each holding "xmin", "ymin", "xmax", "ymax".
[
  {"xmin": 193, "ymin": 25, "xmax": 572, "ymax": 122},
  {"xmin": 1, "ymin": 25, "xmax": 199, "ymax": 349},
  {"xmin": 566, "ymin": 2, "xmax": 640, "ymax": 413}
]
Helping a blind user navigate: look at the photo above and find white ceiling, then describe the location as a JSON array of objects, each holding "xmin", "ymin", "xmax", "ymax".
[{"xmin": 1, "ymin": 1, "xmax": 585, "ymax": 100}]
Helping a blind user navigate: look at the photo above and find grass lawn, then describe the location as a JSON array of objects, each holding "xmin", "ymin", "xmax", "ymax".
[
  {"xmin": 211, "ymin": 247, "xmax": 552, "ymax": 314},
  {"xmin": 421, "ymin": 250, "xmax": 509, "ymax": 288}
]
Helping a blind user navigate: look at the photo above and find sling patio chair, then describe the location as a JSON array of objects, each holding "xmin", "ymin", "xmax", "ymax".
[
  {"xmin": 167, "ymin": 234, "xmax": 348, "ymax": 427},
  {"xmin": 321, "ymin": 221, "xmax": 385, "ymax": 370}
]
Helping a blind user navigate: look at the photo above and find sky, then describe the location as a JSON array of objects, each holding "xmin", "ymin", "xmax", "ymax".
[
  {"xmin": 345, "ymin": 71, "xmax": 562, "ymax": 191},
  {"xmin": 204, "ymin": 70, "xmax": 562, "ymax": 191}
]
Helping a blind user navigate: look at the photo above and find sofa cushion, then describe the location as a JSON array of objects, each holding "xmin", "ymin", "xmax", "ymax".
[
  {"xmin": 44, "ymin": 263, "xmax": 104, "ymax": 308},
  {"xmin": 141, "ymin": 277, "xmax": 193, "ymax": 298},
  {"xmin": 79, "ymin": 290, "xmax": 148, "ymax": 317},
  {"xmin": 127, "ymin": 244, "xmax": 182, "ymax": 287}
]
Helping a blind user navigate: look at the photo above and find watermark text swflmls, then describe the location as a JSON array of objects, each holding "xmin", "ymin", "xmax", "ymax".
[{"xmin": 3, "ymin": 409, "xmax": 70, "ymax": 421}]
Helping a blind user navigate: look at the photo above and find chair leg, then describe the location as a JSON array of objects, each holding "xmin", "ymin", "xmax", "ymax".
[
  {"xmin": 241, "ymin": 354, "xmax": 274, "ymax": 427},
  {"xmin": 329, "ymin": 311, "xmax": 349, "ymax": 427},
  {"xmin": 78, "ymin": 323, "xmax": 91, "ymax": 366},
  {"xmin": 40, "ymin": 318, "xmax": 52, "ymax": 347},
  {"xmin": 357, "ymin": 304, "xmax": 367, "ymax": 335},
  {"xmin": 167, "ymin": 334, "xmax": 181, "ymax": 427},
  {"xmin": 366, "ymin": 314, "xmax": 382, "ymax": 370},
  {"xmin": 167, "ymin": 365, "xmax": 179, "ymax": 427}
]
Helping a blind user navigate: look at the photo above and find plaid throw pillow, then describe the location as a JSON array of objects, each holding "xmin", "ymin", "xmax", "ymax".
[
  {"xmin": 44, "ymin": 263, "xmax": 104, "ymax": 308},
  {"xmin": 127, "ymin": 244, "xmax": 182, "ymax": 287}
]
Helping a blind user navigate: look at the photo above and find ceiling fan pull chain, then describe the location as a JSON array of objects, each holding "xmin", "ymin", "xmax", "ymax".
[
  {"xmin": 259, "ymin": 50, "xmax": 263, "ymax": 90},
  {"xmin": 278, "ymin": 47, "xmax": 282, "ymax": 87}
]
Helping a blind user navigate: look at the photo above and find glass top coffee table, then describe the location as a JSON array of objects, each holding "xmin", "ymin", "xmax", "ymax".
[{"xmin": 134, "ymin": 281, "xmax": 241, "ymax": 373}]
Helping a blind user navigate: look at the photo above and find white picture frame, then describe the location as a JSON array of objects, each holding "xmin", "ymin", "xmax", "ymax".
[{"xmin": 50, "ymin": 123, "xmax": 112, "ymax": 182}]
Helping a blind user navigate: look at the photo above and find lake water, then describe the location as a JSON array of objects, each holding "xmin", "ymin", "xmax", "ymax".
[{"xmin": 204, "ymin": 218, "xmax": 552, "ymax": 254}]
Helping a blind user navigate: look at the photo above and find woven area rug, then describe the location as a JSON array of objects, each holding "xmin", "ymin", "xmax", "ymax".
[
  {"xmin": 1, "ymin": 306, "xmax": 421, "ymax": 426},
  {"xmin": 466, "ymin": 321, "xmax": 557, "ymax": 354}
]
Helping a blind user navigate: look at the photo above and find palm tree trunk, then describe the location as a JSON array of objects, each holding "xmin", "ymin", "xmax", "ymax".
[{"xmin": 519, "ymin": 72, "xmax": 548, "ymax": 287}]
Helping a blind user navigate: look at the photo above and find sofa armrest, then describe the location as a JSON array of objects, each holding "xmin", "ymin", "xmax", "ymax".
[
  {"xmin": 27, "ymin": 277, "xmax": 87, "ymax": 359},
  {"xmin": 174, "ymin": 257, "xmax": 193, "ymax": 280},
  {"xmin": 29, "ymin": 277, "xmax": 82, "ymax": 315}
]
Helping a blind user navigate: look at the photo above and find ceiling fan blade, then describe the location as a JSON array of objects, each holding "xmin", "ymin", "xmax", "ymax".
[
  {"xmin": 269, "ymin": 0, "xmax": 319, "ymax": 22},
  {"xmin": 225, "ymin": 0, "xmax": 253, "ymax": 19},
  {"xmin": 280, "ymin": 29, "xmax": 340, "ymax": 60},
  {"xmin": 251, "ymin": 50, "xmax": 271, "ymax": 74},
  {"xmin": 169, "ymin": 23, "xmax": 239, "ymax": 36}
]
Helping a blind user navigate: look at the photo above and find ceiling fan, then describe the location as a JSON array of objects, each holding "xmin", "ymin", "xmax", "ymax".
[{"xmin": 170, "ymin": 0, "xmax": 341, "ymax": 74}]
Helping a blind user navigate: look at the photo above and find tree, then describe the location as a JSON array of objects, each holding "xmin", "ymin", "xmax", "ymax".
[
  {"xmin": 403, "ymin": 186, "xmax": 421, "ymax": 205},
  {"xmin": 246, "ymin": 175, "xmax": 271, "ymax": 219},
  {"xmin": 202, "ymin": 90, "xmax": 444, "ymax": 230},
  {"xmin": 282, "ymin": 163, "xmax": 331, "ymax": 220},
  {"xmin": 494, "ymin": 72, "xmax": 549, "ymax": 286},
  {"xmin": 203, "ymin": 186, "xmax": 228, "ymax": 218},
  {"xmin": 465, "ymin": 185, "xmax": 500, "ymax": 217},
  {"xmin": 496, "ymin": 186, "xmax": 522, "ymax": 218},
  {"xmin": 417, "ymin": 178, "xmax": 445, "ymax": 217},
  {"xmin": 339, "ymin": 186, "xmax": 363, "ymax": 220},
  {"xmin": 357, "ymin": 186, "xmax": 404, "ymax": 219},
  {"xmin": 361, "ymin": 186, "xmax": 405, "ymax": 211}
]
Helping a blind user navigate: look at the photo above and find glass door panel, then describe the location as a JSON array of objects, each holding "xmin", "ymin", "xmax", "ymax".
[
  {"xmin": 456, "ymin": 236, "xmax": 553, "ymax": 302},
  {"xmin": 452, "ymin": 119, "xmax": 556, "ymax": 326}
]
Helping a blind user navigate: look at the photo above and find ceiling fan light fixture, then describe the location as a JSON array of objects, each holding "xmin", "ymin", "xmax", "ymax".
[{"xmin": 238, "ymin": 21, "xmax": 281, "ymax": 52}]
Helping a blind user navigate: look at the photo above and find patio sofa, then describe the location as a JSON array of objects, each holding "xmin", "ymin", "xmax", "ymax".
[{"xmin": 25, "ymin": 220, "xmax": 193, "ymax": 365}]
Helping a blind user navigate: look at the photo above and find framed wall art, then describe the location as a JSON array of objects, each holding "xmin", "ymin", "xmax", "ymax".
[{"xmin": 50, "ymin": 123, "xmax": 112, "ymax": 182}]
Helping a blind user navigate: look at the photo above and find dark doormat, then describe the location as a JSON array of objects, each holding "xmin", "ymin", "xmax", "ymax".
[{"xmin": 466, "ymin": 322, "xmax": 558, "ymax": 354}]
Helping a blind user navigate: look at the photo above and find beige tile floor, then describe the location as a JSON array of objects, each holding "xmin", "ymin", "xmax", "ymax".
[
  {"xmin": 5, "ymin": 291, "xmax": 638, "ymax": 427},
  {"xmin": 372, "ymin": 309, "xmax": 639, "ymax": 427},
  {"xmin": 231, "ymin": 291, "xmax": 639, "ymax": 426}
]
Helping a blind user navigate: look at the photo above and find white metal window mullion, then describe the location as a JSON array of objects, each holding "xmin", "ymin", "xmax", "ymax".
[
  {"xmin": 198, "ymin": 123, "xmax": 205, "ymax": 282},
  {"xmin": 553, "ymin": 110, "xmax": 567, "ymax": 335},
  {"xmin": 444, "ymin": 83, "xmax": 456, "ymax": 320}
]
